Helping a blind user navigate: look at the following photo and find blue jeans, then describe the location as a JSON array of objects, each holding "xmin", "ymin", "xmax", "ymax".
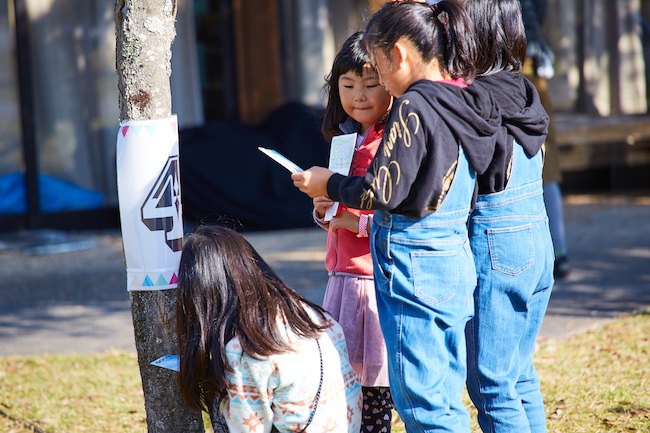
[
  {"xmin": 467, "ymin": 147, "xmax": 554, "ymax": 433},
  {"xmin": 372, "ymin": 209, "xmax": 476, "ymax": 433},
  {"xmin": 542, "ymin": 181, "xmax": 567, "ymax": 255},
  {"xmin": 370, "ymin": 145, "xmax": 476, "ymax": 432}
]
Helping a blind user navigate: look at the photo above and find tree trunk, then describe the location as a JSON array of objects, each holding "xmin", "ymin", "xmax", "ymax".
[
  {"xmin": 116, "ymin": 0, "xmax": 175, "ymax": 121},
  {"xmin": 115, "ymin": 1, "xmax": 205, "ymax": 431}
]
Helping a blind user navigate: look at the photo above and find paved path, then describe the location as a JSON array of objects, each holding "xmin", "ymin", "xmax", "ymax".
[{"xmin": 0, "ymin": 193, "xmax": 648, "ymax": 356}]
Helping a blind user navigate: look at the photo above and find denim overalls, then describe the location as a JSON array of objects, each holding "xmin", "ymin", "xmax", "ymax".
[
  {"xmin": 466, "ymin": 143, "xmax": 555, "ymax": 433},
  {"xmin": 371, "ymin": 145, "xmax": 476, "ymax": 432}
]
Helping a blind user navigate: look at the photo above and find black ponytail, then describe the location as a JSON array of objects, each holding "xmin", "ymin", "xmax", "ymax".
[
  {"xmin": 433, "ymin": 1, "xmax": 477, "ymax": 82},
  {"xmin": 364, "ymin": 0, "xmax": 477, "ymax": 83}
]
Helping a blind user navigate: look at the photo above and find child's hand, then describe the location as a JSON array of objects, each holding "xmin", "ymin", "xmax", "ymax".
[
  {"xmin": 313, "ymin": 196, "xmax": 334, "ymax": 218},
  {"xmin": 330, "ymin": 211, "xmax": 359, "ymax": 235},
  {"xmin": 291, "ymin": 167, "xmax": 334, "ymax": 198}
]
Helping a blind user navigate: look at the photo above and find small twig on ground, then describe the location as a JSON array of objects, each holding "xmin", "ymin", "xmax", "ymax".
[{"xmin": 0, "ymin": 407, "xmax": 48, "ymax": 433}]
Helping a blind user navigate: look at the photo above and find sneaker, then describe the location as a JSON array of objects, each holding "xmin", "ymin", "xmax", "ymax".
[{"xmin": 554, "ymin": 254, "xmax": 571, "ymax": 279}]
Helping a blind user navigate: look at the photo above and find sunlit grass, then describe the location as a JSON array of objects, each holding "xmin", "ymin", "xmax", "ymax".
[{"xmin": 1, "ymin": 310, "xmax": 648, "ymax": 432}]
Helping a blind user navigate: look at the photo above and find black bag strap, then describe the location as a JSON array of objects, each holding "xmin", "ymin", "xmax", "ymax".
[{"xmin": 299, "ymin": 339, "xmax": 323, "ymax": 432}]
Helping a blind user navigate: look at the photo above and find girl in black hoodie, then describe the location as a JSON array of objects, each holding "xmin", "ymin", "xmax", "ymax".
[
  {"xmin": 292, "ymin": 2, "xmax": 499, "ymax": 431},
  {"xmin": 464, "ymin": 1, "xmax": 555, "ymax": 432}
]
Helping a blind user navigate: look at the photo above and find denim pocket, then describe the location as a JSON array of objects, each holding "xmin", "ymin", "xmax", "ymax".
[
  {"xmin": 487, "ymin": 223, "xmax": 534, "ymax": 275},
  {"xmin": 371, "ymin": 226, "xmax": 393, "ymax": 285},
  {"xmin": 411, "ymin": 249, "xmax": 459, "ymax": 306}
]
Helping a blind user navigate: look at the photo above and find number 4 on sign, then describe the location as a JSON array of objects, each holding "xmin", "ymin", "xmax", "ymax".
[{"xmin": 141, "ymin": 155, "xmax": 183, "ymax": 252}]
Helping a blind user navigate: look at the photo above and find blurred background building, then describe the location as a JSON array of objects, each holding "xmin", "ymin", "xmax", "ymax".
[{"xmin": 1, "ymin": 0, "xmax": 649, "ymax": 233}]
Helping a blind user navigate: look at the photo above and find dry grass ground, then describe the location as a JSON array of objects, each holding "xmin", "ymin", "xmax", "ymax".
[{"xmin": 1, "ymin": 309, "xmax": 648, "ymax": 433}]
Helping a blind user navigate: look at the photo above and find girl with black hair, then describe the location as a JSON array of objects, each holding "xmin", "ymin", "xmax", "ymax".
[
  {"xmin": 176, "ymin": 225, "xmax": 362, "ymax": 432},
  {"xmin": 465, "ymin": 1, "xmax": 554, "ymax": 432},
  {"xmin": 315, "ymin": 31, "xmax": 395, "ymax": 432},
  {"xmin": 292, "ymin": 1, "xmax": 500, "ymax": 431}
]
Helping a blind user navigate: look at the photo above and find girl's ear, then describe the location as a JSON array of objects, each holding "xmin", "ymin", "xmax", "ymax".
[{"xmin": 392, "ymin": 39, "xmax": 410, "ymax": 70}]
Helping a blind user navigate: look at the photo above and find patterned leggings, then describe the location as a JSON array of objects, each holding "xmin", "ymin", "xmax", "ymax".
[{"xmin": 362, "ymin": 386, "xmax": 394, "ymax": 432}]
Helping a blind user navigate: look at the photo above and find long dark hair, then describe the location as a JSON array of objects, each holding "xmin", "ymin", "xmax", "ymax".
[
  {"xmin": 176, "ymin": 225, "xmax": 327, "ymax": 411},
  {"xmin": 364, "ymin": 0, "xmax": 477, "ymax": 83},
  {"xmin": 322, "ymin": 31, "xmax": 373, "ymax": 142},
  {"xmin": 465, "ymin": 0, "xmax": 527, "ymax": 75}
]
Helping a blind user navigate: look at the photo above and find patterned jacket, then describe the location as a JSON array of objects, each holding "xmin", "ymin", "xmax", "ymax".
[{"xmin": 220, "ymin": 308, "xmax": 362, "ymax": 432}]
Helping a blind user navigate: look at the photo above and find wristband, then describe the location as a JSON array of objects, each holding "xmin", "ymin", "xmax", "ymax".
[{"xmin": 357, "ymin": 214, "xmax": 369, "ymax": 238}]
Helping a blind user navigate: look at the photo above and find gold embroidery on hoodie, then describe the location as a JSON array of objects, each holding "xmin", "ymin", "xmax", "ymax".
[
  {"xmin": 427, "ymin": 160, "xmax": 457, "ymax": 211},
  {"xmin": 361, "ymin": 99, "xmax": 420, "ymax": 208}
]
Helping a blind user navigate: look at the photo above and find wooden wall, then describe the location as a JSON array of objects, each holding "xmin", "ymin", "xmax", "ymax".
[
  {"xmin": 232, "ymin": 0, "xmax": 283, "ymax": 125},
  {"xmin": 544, "ymin": 0, "xmax": 646, "ymax": 115}
]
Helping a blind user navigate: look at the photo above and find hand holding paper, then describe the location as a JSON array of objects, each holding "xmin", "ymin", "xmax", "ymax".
[
  {"xmin": 314, "ymin": 196, "xmax": 334, "ymax": 218},
  {"xmin": 328, "ymin": 210, "xmax": 360, "ymax": 235},
  {"xmin": 291, "ymin": 166, "xmax": 333, "ymax": 198}
]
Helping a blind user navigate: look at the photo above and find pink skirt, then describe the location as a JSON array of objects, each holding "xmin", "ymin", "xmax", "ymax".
[{"xmin": 322, "ymin": 275, "xmax": 390, "ymax": 387}]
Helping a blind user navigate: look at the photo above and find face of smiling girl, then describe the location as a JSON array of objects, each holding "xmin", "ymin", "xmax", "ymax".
[{"xmin": 338, "ymin": 64, "xmax": 392, "ymax": 135}]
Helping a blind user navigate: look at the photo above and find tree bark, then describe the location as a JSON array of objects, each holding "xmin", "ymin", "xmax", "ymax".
[
  {"xmin": 115, "ymin": 1, "xmax": 205, "ymax": 431},
  {"xmin": 116, "ymin": 0, "xmax": 175, "ymax": 120}
]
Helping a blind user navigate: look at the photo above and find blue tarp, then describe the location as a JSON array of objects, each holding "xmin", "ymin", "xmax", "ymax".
[{"xmin": 0, "ymin": 172, "xmax": 104, "ymax": 214}]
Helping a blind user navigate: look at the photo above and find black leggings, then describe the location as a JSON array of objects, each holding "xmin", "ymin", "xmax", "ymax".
[{"xmin": 362, "ymin": 386, "xmax": 394, "ymax": 432}]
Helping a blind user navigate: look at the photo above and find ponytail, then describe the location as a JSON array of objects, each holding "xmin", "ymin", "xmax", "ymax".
[
  {"xmin": 364, "ymin": 0, "xmax": 477, "ymax": 82},
  {"xmin": 431, "ymin": 1, "xmax": 477, "ymax": 82}
]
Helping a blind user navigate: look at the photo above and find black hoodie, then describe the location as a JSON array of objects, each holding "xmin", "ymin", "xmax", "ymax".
[
  {"xmin": 327, "ymin": 79, "xmax": 500, "ymax": 218},
  {"xmin": 473, "ymin": 71, "xmax": 549, "ymax": 194}
]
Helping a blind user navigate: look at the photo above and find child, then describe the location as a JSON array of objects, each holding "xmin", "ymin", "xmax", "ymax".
[
  {"xmin": 465, "ymin": 1, "xmax": 555, "ymax": 431},
  {"xmin": 313, "ymin": 31, "xmax": 394, "ymax": 432},
  {"xmin": 292, "ymin": 2, "xmax": 500, "ymax": 431},
  {"xmin": 175, "ymin": 225, "xmax": 362, "ymax": 432}
]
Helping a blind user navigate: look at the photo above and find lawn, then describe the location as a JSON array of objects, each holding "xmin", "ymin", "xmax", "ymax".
[{"xmin": 1, "ymin": 310, "xmax": 648, "ymax": 433}]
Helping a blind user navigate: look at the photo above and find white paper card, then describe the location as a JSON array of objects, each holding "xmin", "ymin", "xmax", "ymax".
[
  {"xmin": 258, "ymin": 147, "xmax": 303, "ymax": 173},
  {"xmin": 151, "ymin": 354, "xmax": 180, "ymax": 372},
  {"xmin": 324, "ymin": 133, "xmax": 357, "ymax": 221}
]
